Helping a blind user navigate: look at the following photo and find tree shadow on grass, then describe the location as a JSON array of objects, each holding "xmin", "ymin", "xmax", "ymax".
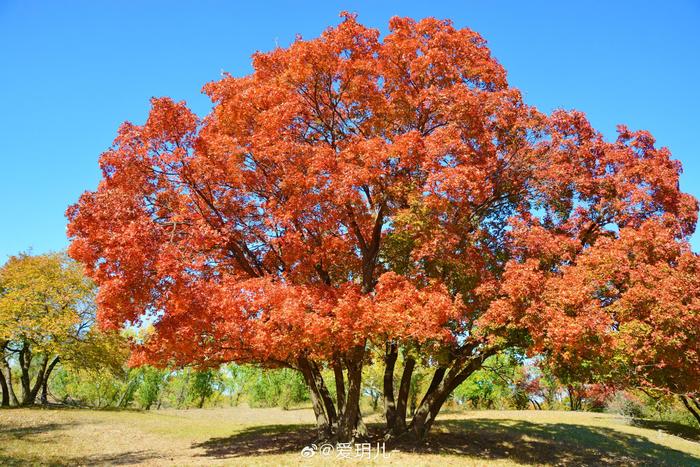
[
  {"xmin": 427, "ymin": 418, "xmax": 699, "ymax": 466},
  {"xmin": 0, "ymin": 423, "xmax": 70, "ymax": 439},
  {"xmin": 0, "ymin": 451, "xmax": 159, "ymax": 467},
  {"xmin": 194, "ymin": 418, "xmax": 700, "ymax": 465},
  {"xmin": 0, "ymin": 420, "xmax": 159, "ymax": 466},
  {"xmin": 630, "ymin": 418, "xmax": 700, "ymax": 443},
  {"xmin": 193, "ymin": 424, "xmax": 317, "ymax": 458}
]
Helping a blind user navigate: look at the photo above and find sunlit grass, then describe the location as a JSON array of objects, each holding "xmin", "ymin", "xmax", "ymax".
[{"xmin": 1, "ymin": 406, "xmax": 699, "ymax": 465}]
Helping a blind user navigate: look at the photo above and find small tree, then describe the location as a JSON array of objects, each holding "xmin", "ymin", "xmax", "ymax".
[
  {"xmin": 135, "ymin": 366, "xmax": 166, "ymax": 410},
  {"xmin": 0, "ymin": 253, "xmax": 125, "ymax": 406},
  {"xmin": 189, "ymin": 369, "xmax": 216, "ymax": 408}
]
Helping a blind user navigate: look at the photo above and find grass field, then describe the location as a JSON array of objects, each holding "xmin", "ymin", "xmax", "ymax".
[{"xmin": 1, "ymin": 406, "xmax": 699, "ymax": 466}]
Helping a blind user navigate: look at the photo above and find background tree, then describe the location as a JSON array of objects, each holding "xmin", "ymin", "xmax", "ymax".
[
  {"xmin": 135, "ymin": 366, "xmax": 166, "ymax": 410},
  {"xmin": 0, "ymin": 252, "xmax": 124, "ymax": 406},
  {"xmin": 189, "ymin": 369, "xmax": 216, "ymax": 408},
  {"xmin": 66, "ymin": 13, "xmax": 698, "ymax": 440}
]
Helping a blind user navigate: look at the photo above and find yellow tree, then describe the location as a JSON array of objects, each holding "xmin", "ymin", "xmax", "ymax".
[{"xmin": 0, "ymin": 252, "xmax": 124, "ymax": 406}]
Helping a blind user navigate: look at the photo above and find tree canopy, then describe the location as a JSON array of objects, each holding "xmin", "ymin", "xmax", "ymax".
[{"xmin": 66, "ymin": 14, "xmax": 699, "ymax": 440}]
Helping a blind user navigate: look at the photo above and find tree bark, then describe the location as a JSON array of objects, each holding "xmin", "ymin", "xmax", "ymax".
[
  {"xmin": 19, "ymin": 344, "xmax": 48, "ymax": 406},
  {"xmin": 680, "ymin": 395, "xmax": 700, "ymax": 426},
  {"xmin": 298, "ymin": 357, "xmax": 331, "ymax": 438},
  {"xmin": 40, "ymin": 356, "xmax": 60, "ymax": 405},
  {"xmin": 333, "ymin": 359, "xmax": 346, "ymax": 417},
  {"xmin": 410, "ymin": 351, "xmax": 493, "ymax": 440},
  {"xmin": 383, "ymin": 343, "xmax": 398, "ymax": 430},
  {"xmin": 310, "ymin": 361, "xmax": 337, "ymax": 427},
  {"xmin": 1, "ymin": 356, "xmax": 19, "ymax": 406},
  {"xmin": 0, "ymin": 342, "xmax": 8, "ymax": 407},
  {"xmin": 0, "ymin": 366, "xmax": 8, "ymax": 407},
  {"xmin": 567, "ymin": 385, "xmax": 580, "ymax": 411},
  {"xmin": 418, "ymin": 366, "xmax": 446, "ymax": 410},
  {"xmin": 691, "ymin": 395, "xmax": 700, "ymax": 413},
  {"xmin": 354, "ymin": 399, "xmax": 368, "ymax": 438},
  {"xmin": 18, "ymin": 344, "xmax": 32, "ymax": 404},
  {"xmin": 394, "ymin": 356, "xmax": 415, "ymax": 435},
  {"xmin": 337, "ymin": 347, "xmax": 364, "ymax": 442},
  {"xmin": 28, "ymin": 355, "xmax": 48, "ymax": 406}
]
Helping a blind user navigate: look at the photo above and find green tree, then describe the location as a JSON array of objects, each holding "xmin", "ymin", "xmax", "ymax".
[
  {"xmin": 189, "ymin": 369, "xmax": 216, "ymax": 408},
  {"xmin": 135, "ymin": 366, "xmax": 166, "ymax": 410}
]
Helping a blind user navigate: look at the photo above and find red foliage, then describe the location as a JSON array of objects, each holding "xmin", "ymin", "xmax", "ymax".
[{"xmin": 67, "ymin": 14, "xmax": 698, "ymax": 401}]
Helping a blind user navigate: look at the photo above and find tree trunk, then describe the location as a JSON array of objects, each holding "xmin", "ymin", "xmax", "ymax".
[
  {"xmin": 337, "ymin": 347, "xmax": 364, "ymax": 442},
  {"xmin": 567, "ymin": 385, "xmax": 580, "ymax": 411},
  {"xmin": 691, "ymin": 395, "xmax": 700, "ymax": 413},
  {"xmin": 29, "ymin": 355, "xmax": 48, "ymax": 406},
  {"xmin": 298, "ymin": 357, "xmax": 331, "ymax": 438},
  {"xmin": 394, "ymin": 356, "xmax": 415, "ymax": 435},
  {"xmin": 40, "ymin": 356, "xmax": 60, "ymax": 405},
  {"xmin": 177, "ymin": 369, "xmax": 190, "ymax": 408},
  {"xmin": 19, "ymin": 344, "xmax": 48, "ymax": 406},
  {"xmin": 411, "ymin": 384, "xmax": 452, "ymax": 440},
  {"xmin": 333, "ymin": 359, "xmax": 346, "ymax": 417},
  {"xmin": 0, "ymin": 366, "xmax": 8, "ymax": 407},
  {"xmin": 40, "ymin": 378, "xmax": 49, "ymax": 405},
  {"xmin": 680, "ymin": 395, "xmax": 700, "ymax": 426},
  {"xmin": 18, "ymin": 344, "xmax": 31, "ymax": 404},
  {"xmin": 310, "ymin": 361, "xmax": 337, "ymax": 427},
  {"xmin": 410, "ymin": 352, "xmax": 493, "ymax": 440},
  {"xmin": 117, "ymin": 378, "xmax": 137, "ymax": 408},
  {"xmin": 1, "ymin": 357, "xmax": 19, "ymax": 406},
  {"xmin": 354, "ymin": 399, "xmax": 368, "ymax": 438},
  {"xmin": 0, "ymin": 342, "xmax": 7, "ymax": 407},
  {"xmin": 418, "ymin": 367, "xmax": 446, "ymax": 409},
  {"xmin": 383, "ymin": 343, "xmax": 398, "ymax": 431},
  {"xmin": 299, "ymin": 348, "xmax": 366, "ymax": 442}
]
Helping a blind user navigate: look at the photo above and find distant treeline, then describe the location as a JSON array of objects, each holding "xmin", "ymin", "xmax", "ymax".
[
  {"xmin": 29, "ymin": 355, "xmax": 700, "ymax": 430},
  {"xmin": 48, "ymin": 364, "xmax": 310, "ymax": 410}
]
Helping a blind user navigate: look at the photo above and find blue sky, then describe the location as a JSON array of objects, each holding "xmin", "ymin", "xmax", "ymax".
[{"xmin": 1, "ymin": 1, "xmax": 699, "ymax": 260}]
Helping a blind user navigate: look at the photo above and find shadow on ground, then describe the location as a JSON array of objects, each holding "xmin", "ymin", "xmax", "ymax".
[
  {"xmin": 194, "ymin": 418, "xmax": 700, "ymax": 465},
  {"xmin": 0, "ymin": 420, "xmax": 159, "ymax": 466},
  {"xmin": 194, "ymin": 424, "xmax": 318, "ymax": 458},
  {"xmin": 0, "ymin": 422, "xmax": 70, "ymax": 439},
  {"xmin": 630, "ymin": 418, "xmax": 700, "ymax": 442},
  {"xmin": 0, "ymin": 451, "xmax": 158, "ymax": 467}
]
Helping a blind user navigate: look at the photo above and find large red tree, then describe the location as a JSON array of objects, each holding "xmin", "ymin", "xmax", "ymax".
[{"xmin": 67, "ymin": 14, "xmax": 698, "ymax": 440}]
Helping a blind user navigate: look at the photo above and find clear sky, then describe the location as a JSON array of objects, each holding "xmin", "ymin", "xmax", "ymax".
[{"xmin": 1, "ymin": 1, "xmax": 699, "ymax": 260}]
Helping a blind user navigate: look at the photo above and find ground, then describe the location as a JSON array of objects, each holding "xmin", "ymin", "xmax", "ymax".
[{"xmin": 1, "ymin": 406, "xmax": 699, "ymax": 466}]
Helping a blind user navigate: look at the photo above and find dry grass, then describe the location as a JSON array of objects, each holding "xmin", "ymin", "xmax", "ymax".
[{"xmin": 1, "ymin": 406, "xmax": 699, "ymax": 465}]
